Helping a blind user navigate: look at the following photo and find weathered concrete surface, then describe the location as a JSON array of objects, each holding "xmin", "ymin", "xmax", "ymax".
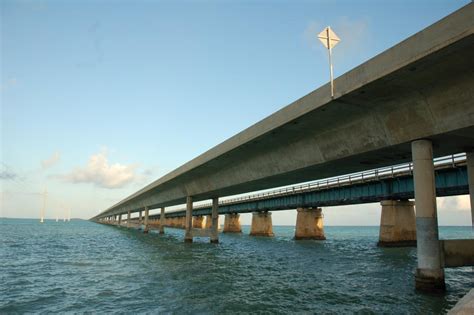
[
  {"xmin": 412, "ymin": 140, "xmax": 445, "ymax": 292},
  {"xmin": 250, "ymin": 212, "xmax": 274, "ymax": 237},
  {"xmin": 210, "ymin": 198, "xmax": 219, "ymax": 243},
  {"xmin": 193, "ymin": 215, "xmax": 205, "ymax": 229},
  {"xmin": 223, "ymin": 213, "xmax": 242, "ymax": 233},
  {"xmin": 160, "ymin": 207, "xmax": 165, "ymax": 234},
  {"xmin": 93, "ymin": 4, "xmax": 474, "ymax": 220},
  {"xmin": 204, "ymin": 215, "xmax": 221, "ymax": 230},
  {"xmin": 448, "ymin": 289, "xmax": 474, "ymax": 315},
  {"xmin": 378, "ymin": 200, "xmax": 416, "ymax": 247},
  {"xmin": 440, "ymin": 239, "xmax": 474, "ymax": 268},
  {"xmin": 294, "ymin": 208, "xmax": 325, "ymax": 240},
  {"xmin": 144, "ymin": 207, "xmax": 149, "ymax": 233}
]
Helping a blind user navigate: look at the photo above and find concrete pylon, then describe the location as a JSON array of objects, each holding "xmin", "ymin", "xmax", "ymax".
[
  {"xmin": 127, "ymin": 210, "xmax": 131, "ymax": 228},
  {"xmin": 378, "ymin": 200, "xmax": 416, "ymax": 247},
  {"xmin": 223, "ymin": 213, "xmax": 242, "ymax": 233},
  {"xmin": 138, "ymin": 210, "xmax": 142, "ymax": 225},
  {"xmin": 412, "ymin": 139, "xmax": 445, "ymax": 292},
  {"xmin": 185, "ymin": 196, "xmax": 193, "ymax": 243},
  {"xmin": 118, "ymin": 214, "xmax": 122, "ymax": 226},
  {"xmin": 294, "ymin": 207, "xmax": 326, "ymax": 240},
  {"xmin": 250, "ymin": 211, "xmax": 274, "ymax": 237},
  {"xmin": 193, "ymin": 215, "xmax": 205, "ymax": 228},
  {"xmin": 144, "ymin": 207, "xmax": 149, "ymax": 233},
  {"xmin": 211, "ymin": 197, "xmax": 219, "ymax": 243},
  {"xmin": 467, "ymin": 152, "xmax": 474, "ymax": 229},
  {"xmin": 160, "ymin": 207, "xmax": 165, "ymax": 234}
]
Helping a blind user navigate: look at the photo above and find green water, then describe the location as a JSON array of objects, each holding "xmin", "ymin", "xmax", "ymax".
[{"xmin": 0, "ymin": 219, "xmax": 472, "ymax": 313}]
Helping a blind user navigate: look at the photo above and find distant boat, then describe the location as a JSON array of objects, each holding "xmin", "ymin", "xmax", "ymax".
[
  {"xmin": 40, "ymin": 188, "xmax": 47, "ymax": 223},
  {"xmin": 56, "ymin": 217, "xmax": 59, "ymax": 222}
]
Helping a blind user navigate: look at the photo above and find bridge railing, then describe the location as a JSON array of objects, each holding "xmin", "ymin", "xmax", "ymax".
[{"xmin": 171, "ymin": 153, "xmax": 466, "ymax": 212}]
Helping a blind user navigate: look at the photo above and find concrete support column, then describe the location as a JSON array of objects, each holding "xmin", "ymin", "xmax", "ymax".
[
  {"xmin": 127, "ymin": 210, "xmax": 131, "ymax": 228},
  {"xmin": 412, "ymin": 139, "xmax": 445, "ymax": 292},
  {"xmin": 138, "ymin": 210, "xmax": 142, "ymax": 225},
  {"xmin": 294, "ymin": 207, "xmax": 326, "ymax": 240},
  {"xmin": 378, "ymin": 200, "xmax": 416, "ymax": 247},
  {"xmin": 211, "ymin": 197, "xmax": 219, "ymax": 243},
  {"xmin": 185, "ymin": 196, "xmax": 193, "ymax": 243},
  {"xmin": 160, "ymin": 207, "xmax": 165, "ymax": 234},
  {"xmin": 193, "ymin": 215, "xmax": 204, "ymax": 228},
  {"xmin": 467, "ymin": 152, "xmax": 474, "ymax": 229},
  {"xmin": 204, "ymin": 215, "xmax": 212, "ymax": 229},
  {"xmin": 250, "ymin": 211, "xmax": 274, "ymax": 237},
  {"xmin": 223, "ymin": 213, "xmax": 242, "ymax": 233},
  {"xmin": 118, "ymin": 214, "xmax": 122, "ymax": 226},
  {"xmin": 144, "ymin": 207, "xmax": 149, "ymax": 233}
]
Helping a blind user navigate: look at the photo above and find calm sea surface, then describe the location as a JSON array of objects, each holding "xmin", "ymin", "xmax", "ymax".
[{"xmin": 0, "ymin": 219, "xmax": 472, "ymax": 314}]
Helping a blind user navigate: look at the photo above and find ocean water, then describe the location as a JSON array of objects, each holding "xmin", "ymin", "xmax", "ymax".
[{"xmin": 0, "ymin": 219, "xmax": 472, "ymax": 314}]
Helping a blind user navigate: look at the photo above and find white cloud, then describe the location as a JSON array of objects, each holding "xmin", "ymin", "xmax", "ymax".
[
  {"xmin": 0, "ymin": 78, "xmax": 18, "ymax": 91},
  {"xmin": 60, "ymin": 150, "xmax": 137, "ymax": 189},
  {"xmin": 41, "ymin": 151, "xmax": 61, "ymax": 169},
  {"xmin": 437, "ymin": 195, "xmax": 471, "ymax": 212}
]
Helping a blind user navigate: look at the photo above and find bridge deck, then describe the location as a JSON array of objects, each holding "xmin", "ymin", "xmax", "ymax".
[{"xmin": 93, "ymin": 3, "xmax": 474, "ymax": 220}]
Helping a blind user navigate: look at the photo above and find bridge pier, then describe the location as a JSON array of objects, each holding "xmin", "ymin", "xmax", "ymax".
[
  {"xmin": 184, "ymin": 197, "xmax": 219, "ymax": 243},
  {"xmin": 378, "ymin": 200, "xmax": 416, "ymax": 247},
  {"xmin": 144, "ymin": 207, "xmax": 149, "ymax": 233},
  {"xmin": 193, "ymin": 215, "xmax": 205, "ymax": 229},
  {"xmin": 118, "ymin": 214, "xmax": 122, "ymax": 226},
  {"xmin": 223, "ymin": 213, "xmax": 242, "ymax": 233},
  {"xmin": 138, "ymin": 210, "xmax": 142, "ymax": 226},
  {"xmin": 185, "ymin": 196, "xmax": 193, "ymax": 242},
  {"xmin": 160, "ymin": 207, "xmax": 165, "ymax": 234},
  {"xmin": 412, "ymin": 139, "xmax": 445, "ymax": 293},
  {"xmin": 127, "ymin": 210, "xmax": 131, "ymax": 228},
  {"xmin": 210, "ymin": 197, "xmax": 219, "ymax": 243},
  {"xmin": 467, "ymin": 151, "xmax": 474, "ymax": 228},
  {"xmin": 250, "ymin": 211, "xmax": 274, "ymax": 237},
  {"xmin": 294, "ymin": 207, "xmax": 325, "ymax": 240}
]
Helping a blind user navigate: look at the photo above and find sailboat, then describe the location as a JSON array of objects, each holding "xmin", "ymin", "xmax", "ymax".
[{"xmin": 40, "ymin": 188, "xmax": 47, "ymax": 223}]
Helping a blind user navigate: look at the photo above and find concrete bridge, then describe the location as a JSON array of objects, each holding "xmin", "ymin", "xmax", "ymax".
[{"xmin": 93, "ymin": 3, "xmax": 474, "ymax": 293}]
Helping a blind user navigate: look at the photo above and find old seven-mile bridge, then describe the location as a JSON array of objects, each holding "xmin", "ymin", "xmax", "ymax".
[{"xmin": 92, "ymin": 4, "xmax": 474, "ymax": 293}]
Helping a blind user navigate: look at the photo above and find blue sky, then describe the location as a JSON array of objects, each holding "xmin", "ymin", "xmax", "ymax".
[{"xmin": 1, "ymin": 0, "xmax": 471, "ymax": 225}]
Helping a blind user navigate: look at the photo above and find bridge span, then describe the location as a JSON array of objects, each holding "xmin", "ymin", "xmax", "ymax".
[{"xmin": 93, "ymin": 3, "xmax": 474, "ymax": 293}]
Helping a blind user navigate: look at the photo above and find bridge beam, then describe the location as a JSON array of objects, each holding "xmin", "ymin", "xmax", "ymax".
[
  {"xmin": 294, "ymin": 207, "xmax": 326, "ymax": 240},
  {"xmin": 378, "ymin": 200, "xmax": 416, "ymax": 247},
  {"xmin": 127, "ymin": 210, "xmax": 131, "ymax": 228},
  {"xmin": 143, "ymin": 207, "xmax": 149, "ymax": 233},
  {"xmin": 223, "ymin": 213, "xmax": 242, "ymax": 233},
  {"xmin": 160, "ymin": 207, "xmax": 165, "ymax": 234},
  {"xmin": 193, "ymin": 215, "xmax": 205, "ymax": 229},
  {"xmin": 250, "ymin": 211, "xmax": 274, "ymax": 237},
  {"xmin": 467, "ymin": 152, "xmax": 474, "ymax": 228},
  {"xmin": 412, "ymin": 139, "xmax": 445, "ymax": 293}
]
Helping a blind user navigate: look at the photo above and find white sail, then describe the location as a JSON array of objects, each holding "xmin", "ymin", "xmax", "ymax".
[{"xmin": 40, "ymin": 188, "xmax": 47, "ymax": 223}]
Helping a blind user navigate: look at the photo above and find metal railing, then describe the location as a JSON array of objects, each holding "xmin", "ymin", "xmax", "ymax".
[{"xmin": 165, "ymin": 153, "xmax": 466, "ymax": 214}]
